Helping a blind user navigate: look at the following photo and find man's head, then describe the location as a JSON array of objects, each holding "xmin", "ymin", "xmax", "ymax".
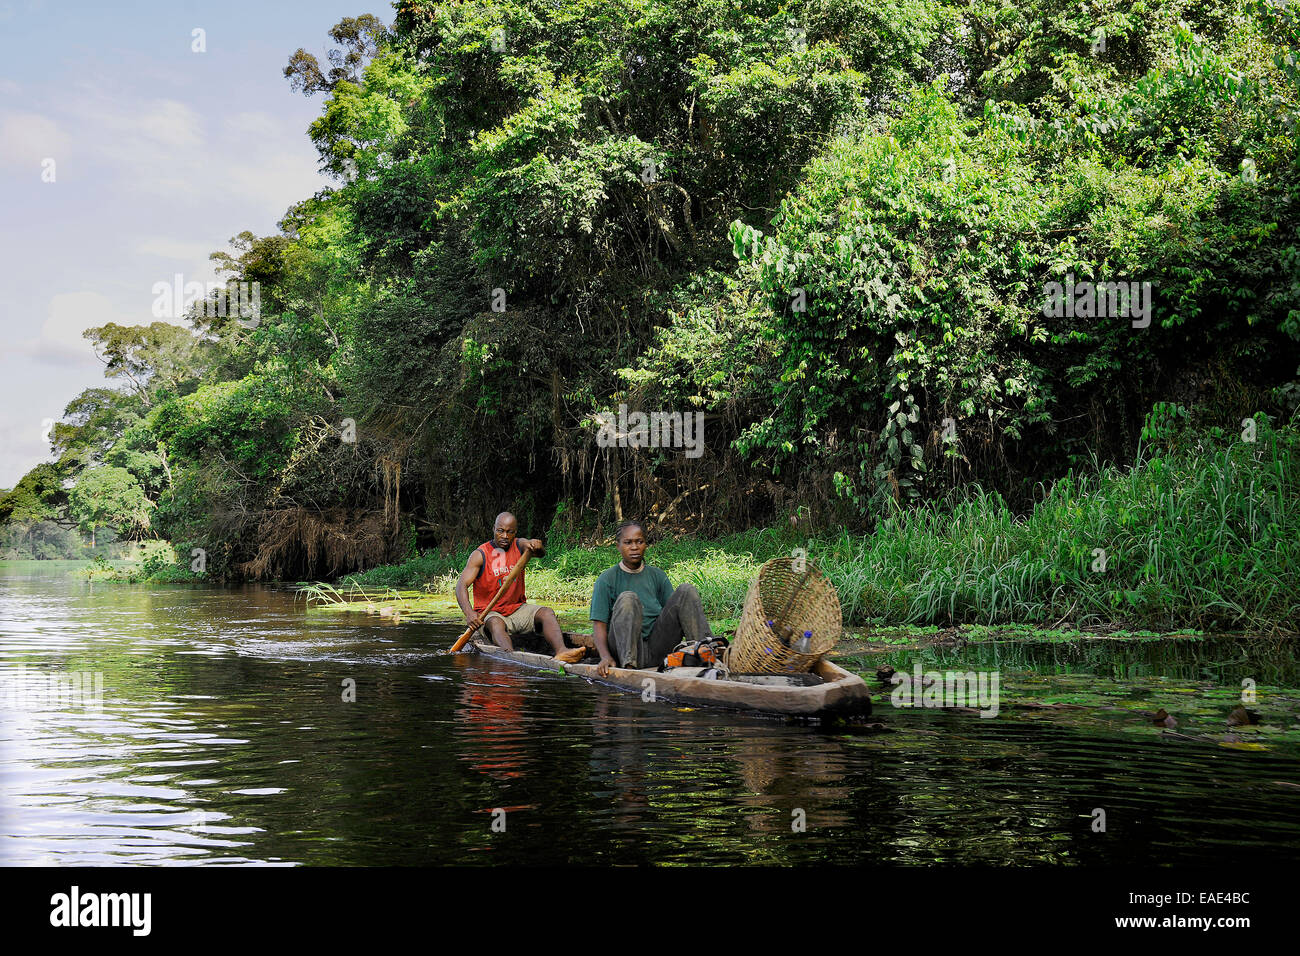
[
  {"xmin": 615, "ymin": 520, "xmax": 646, "ymax": 569},
  {"xmin": 491, "ymin": 512, "xmax": 518, "ymax": 549}
]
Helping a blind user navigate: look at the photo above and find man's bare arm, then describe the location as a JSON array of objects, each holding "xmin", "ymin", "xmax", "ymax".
[{"xmin": 455, "ymin": 550, "xmax": 486, "ymax": 627}]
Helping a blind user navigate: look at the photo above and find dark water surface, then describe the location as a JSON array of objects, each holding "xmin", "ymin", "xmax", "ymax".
[{"xmin": 2, "ymin": 563, "xmax": 1298, "ymax": 865}]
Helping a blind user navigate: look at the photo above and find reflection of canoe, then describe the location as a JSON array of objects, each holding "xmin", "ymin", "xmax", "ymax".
[{"xmin": 467, "ymin": 631, "xmax": 871, "ymax": 718}]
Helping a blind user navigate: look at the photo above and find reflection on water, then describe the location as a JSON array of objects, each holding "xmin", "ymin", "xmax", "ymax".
[{"xmin": 1, "ymin": 563, "xmax": 1298, "ymax": 865}]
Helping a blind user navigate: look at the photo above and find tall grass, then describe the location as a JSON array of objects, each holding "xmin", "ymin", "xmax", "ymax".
[
  {"xmin": 812, "ymin": 418, "xmax": 1300, "ymax": 631},
  {"xmin": 334, "ymin": 423, "xmax": 1299, "ymax": 632}
]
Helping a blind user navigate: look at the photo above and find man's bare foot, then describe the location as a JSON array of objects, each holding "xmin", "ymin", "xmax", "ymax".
[{"xmin": 553, "ymin": 646, "xmax": 587, "ymax": 665}]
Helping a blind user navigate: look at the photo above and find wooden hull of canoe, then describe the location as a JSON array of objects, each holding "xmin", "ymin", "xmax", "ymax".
[{"xmin": 467, "ymin": 633, "xmax": 872, "ymax": 718}]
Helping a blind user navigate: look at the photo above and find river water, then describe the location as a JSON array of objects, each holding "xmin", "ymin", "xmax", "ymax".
[{"xmin": 2, "ymin": 562, "xmax": 1297, "ymax": 865}]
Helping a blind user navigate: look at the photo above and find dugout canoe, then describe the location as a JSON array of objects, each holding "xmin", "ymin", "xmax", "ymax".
[{"xmin": 466, "ymin": 630, "xmax": 872, "ymax": 718}]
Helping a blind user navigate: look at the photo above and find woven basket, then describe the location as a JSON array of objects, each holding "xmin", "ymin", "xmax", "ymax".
[{"xmin": 725, "ymin": 557, "xmax": 841, "ymax": 674}]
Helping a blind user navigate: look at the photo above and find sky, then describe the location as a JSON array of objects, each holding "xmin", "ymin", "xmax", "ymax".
[{"xmin": 0, "ymin": 0, "xmax": 392, "ymax": 488}]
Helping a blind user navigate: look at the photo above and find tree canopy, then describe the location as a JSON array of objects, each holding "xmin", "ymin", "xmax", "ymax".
[{"xmin": 6, "ymin": 0, "xmax": 1298, "ymax": 575}]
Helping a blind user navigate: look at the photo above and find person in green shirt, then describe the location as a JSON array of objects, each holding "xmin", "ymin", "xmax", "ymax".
[{"xmin": 591, "ymin": 520, "xmax": 715, "ymax": 676}]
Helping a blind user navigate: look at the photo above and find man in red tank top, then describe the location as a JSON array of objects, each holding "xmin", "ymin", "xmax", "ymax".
[{"xmin": 454, "ymin": 512, "xmax": 585, "ymax": 663}]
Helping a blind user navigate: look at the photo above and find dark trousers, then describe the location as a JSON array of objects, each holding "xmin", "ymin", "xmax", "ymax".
[{"xmin": 607, "ymin": 583, "xmax": 712, "ymax": 669}]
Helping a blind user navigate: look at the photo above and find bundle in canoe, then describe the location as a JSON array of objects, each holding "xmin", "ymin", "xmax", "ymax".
[{"xmin": 464, "ymin": 631, "xmax": 871, "ymax": 718}]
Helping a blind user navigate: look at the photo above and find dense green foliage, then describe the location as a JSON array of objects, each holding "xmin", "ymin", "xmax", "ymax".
[{"xmin": 3, "ymin": 1, "xmax": 1298, "ymax": 612}]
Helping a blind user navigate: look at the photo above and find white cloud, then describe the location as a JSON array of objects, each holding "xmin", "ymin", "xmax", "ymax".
[
  {"xmin": 223, "ymin": 150, "xmax": 324, "ymax": 216},
  {"xmin": 83, "ymin": 96, "xmax": 205, "ymax": 150},
  {"xmin": 31, "ymin": 292, "xmax": 125, "ymax": 363},
  {"xmin": 0, "ymin": 379, "xmax": 73, "ymax": 487},
  {"xmin": 0, "ymin": 110, "xmax": 72, "ymax": 169},
  {"xmin": 48, "ymin": 90, "xmax": 205, "ymax": 201},
  {"xmin": 0, "ymin": 440, "xmax": 54, "ymax": 491},
  {"xmin": 11, "ymin": 291, "xmax": 185, "ymax": 367},
  {"xmin": 222, "ymin": 111, "xmax": 280, "ymax": 139},
  {"xmin": 0, "ymin": 78, "xmax": 20, "ymax": 96},
  {"xmin": 135, "ymin": 237, "xmax": 219, "ymax": 261},
  {"xmin": 47, "ymin": 87, "xmax": 323, "ymax": 212},
  {"xmin": 134, "ymin": 236, "xmax": 225, "ymax": 281}
]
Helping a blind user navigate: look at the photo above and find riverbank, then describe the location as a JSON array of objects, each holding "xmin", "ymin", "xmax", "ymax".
[
  {"xmin": 75, "ymin": 420, "xmax": 1300, "ymax": 635},
  {"xmin": 299, "ymin": 582, "xmax": 1215, "ymax": 654},
  {"xmin": 325, "ymin": 424, "xmax": 1298, "ymax": 635}
]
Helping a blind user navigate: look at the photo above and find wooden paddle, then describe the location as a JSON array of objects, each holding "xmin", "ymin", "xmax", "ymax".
[{"xmin": 449, "ymin": 543, "xmax": 533, "ymax": 653}]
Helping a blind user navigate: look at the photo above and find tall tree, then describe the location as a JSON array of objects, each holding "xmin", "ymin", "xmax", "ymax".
[
  {"xmin": 83, "ymin": 323, "xmax": 204, "ymax": 406},
  {"xmin": 50, "ymin": 387, "xmax": 146, "ymax": 469},
  {"xmin": 284, "ymin": 14, "xmax": 389, "ymax": 96},
  {"xmin": 67, "ymin": 466, "xmax": 151, "ymax": 547}
]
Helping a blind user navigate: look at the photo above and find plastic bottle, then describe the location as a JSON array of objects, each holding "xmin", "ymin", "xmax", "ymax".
[{"xmin": 765, "ymin": 618, "xmax": 795, "ymax": 645}]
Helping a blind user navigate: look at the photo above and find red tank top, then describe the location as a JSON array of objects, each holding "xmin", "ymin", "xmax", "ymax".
[{"xmin": 471, "ymin": 540, "xmax": 527, "ymax": 616}]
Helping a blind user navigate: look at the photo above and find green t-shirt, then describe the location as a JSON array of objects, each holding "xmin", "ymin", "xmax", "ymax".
[{"xmin": 590, "ymin": 564, "xmax": 673, "ymax": 641}]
